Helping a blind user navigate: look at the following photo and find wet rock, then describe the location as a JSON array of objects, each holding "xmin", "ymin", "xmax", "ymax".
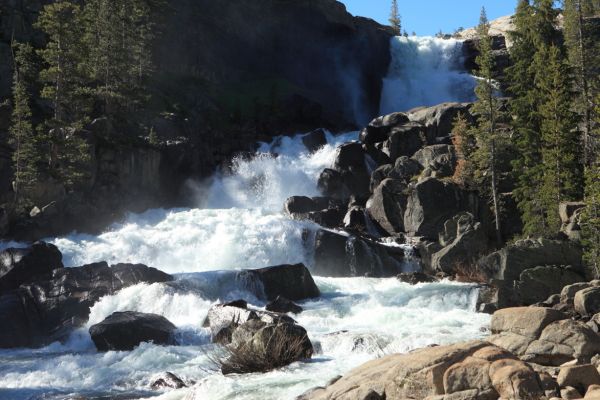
[
  {"xmin": 89, "ymin": 311, "xmax": 177, "ymax": 351},
  {"xmin": 238, "ymin": 263, "xmax": 320, "ymax": 301},
  {"xmin": 0, "ymin": 242, "xmax": 64, "ymax": 293},
  {"xmin": 284, "ymin": 196, "xmax": 320, "ymax": 215},
  {"xmin": 202, "ymin": 303, "xmax": 294, "ymax": 340},
  {"xmin": 318, "ymin": 168, "xmax": 349, "ymax": 199},
  {"xmin": 266, "ymin": 296, "xmax": 303, "ymax": 314},
  {"xmin": 366, "ymin": 178, "xmax": 407, "ymax": 236},
  {"xmin": 0, "ymin": 262, "xmax": 172, "ymax": 348},
  {"xmin": 302, "ymin": 129, "xmax": 327, "ymax": 153},
  {"xmin": 150, "ymin": 372, "xmax": 187, "ymax": 390},
  {"xmin": 360, "ymin": 112, "xmax": 410, "ymax": 145},
  {"xmin": 343, "ymin": 206, "xmax": 368, "ymax": 230},
  {"xmin": 221, "ymin": 320, "xmax": 313, "ymax": 375},
  {"xmin": 312, "ymin": 229, "xmax": 403, "ymax": 278},
  {"xmin": 397, "ymin": 272, "xmax": 437, "ymax": 285}
]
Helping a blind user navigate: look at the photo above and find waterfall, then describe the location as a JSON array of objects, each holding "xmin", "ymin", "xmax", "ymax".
[
  {"xmin": 0, "ymin": 38, "xmax": 490, "ymax": 400},
  {"xmin": 379, "ymin": 36, "xmax": 477, "ymax": 115}
]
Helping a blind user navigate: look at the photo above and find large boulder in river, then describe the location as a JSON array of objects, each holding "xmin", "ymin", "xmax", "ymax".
[
  {"xmin": 0, "ymin": 261, "xmax": 172, "ymax": 348},
  {"xmin": 328, "ymin": 142, "xmax": 372, "ymax": 200},
  {"xmin": 404, "ymin": 177, "xmax": 482, "ymax": 239},
  {"xmin": 238, "ymin": 263, "xmax": 320, "ymax": 301},
  {"xmin": 299, "ymin": 341, "xmax": 544, "ymax": 400},
  {"xmin": 366, "ymin": 178, "xmax": 407, "ymax": 236},
  {"xmin": 313, "ymin": 229, "xmax": 404, "ymax": 277},
  {"xmin": 302, "ymin": 129, "xmax": 327, "ymax": 153},
  {"xmin": 89, "ymin": 311, "xmax": 177, "ymax": 351},
  {"xmin": 0, "ymin": 242, "xmax": 63, "ymax": 293},
  {"xmin": 222, "ymin": 319, "xmax": 313, "ymax": 375}
]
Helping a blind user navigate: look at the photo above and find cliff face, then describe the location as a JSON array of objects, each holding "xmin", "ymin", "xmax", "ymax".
[
  {"xmin": 153, "ymin": 0, "xmax": 392, "ymax": 129},
  {"xmin": 1, "ymin": 0, "xmax": 392, "ymax": 129},
  {"xmin": 0, "ymin": 0, "xmax": 393, "ymax": 239}
]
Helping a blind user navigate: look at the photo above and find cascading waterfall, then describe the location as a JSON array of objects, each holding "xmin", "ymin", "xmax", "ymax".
[
  {"xmin": 0, "ymin": 38, "xmax": 490, "ymax": 400},
  {"xmin": 380, "ymin": 36, "xmax": 477, "ymax": 115}
]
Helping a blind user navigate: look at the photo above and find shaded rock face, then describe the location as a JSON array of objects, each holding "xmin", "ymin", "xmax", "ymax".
[
  {"xmin": 431, "ymin": 212, "xmax": 489, "ymax": 274},
  {"xmin": 365, "ymin": 178, "xmax": 407, "ymax": 236},
  {"xmin": 299, "ymin": 341, "xmax": 544, "ymax": 400},
  {"xmin": 320, "ymin": 142, "xmax": 372, "ymax": 200},
  {"xmin": 313, "ymin": 229, "xmax": 405, "ymax": 277},
  {"xmin": 89, "ymin": 311, "xmax": 177, "ymax": 351},
  {"xmin": 404, "ymin": 177, "xmax": 483, "ymax": 239},
  {"xmin": 476, "ymin": 238, "xmax": 585, "ymax": 308},
  {"xmin": 237, "ymin": 263, "xmax": 320, "ymax": 302},
  {"xmin": 0, "ymin": 260, "xmax": 172, "ymax": 348},
  {"xmin": 0, "ymin": 242, "xmax": 63, "ymax": 293},
  {"xmin": 155, "ymin": 0, "xmax": 393, "ymax": 128},
  {"xmin": 407, "ymin": 102, "xmax": 473, "ymax": 144}
]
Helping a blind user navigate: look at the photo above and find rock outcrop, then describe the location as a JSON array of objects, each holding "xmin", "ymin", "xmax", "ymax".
[
  {"xmin": 0, "ymin": 252, "xmax": 172, "ymax": 348},
  {"xmin": 299, "ymin": 341, "xmax": 544, "ymax": 400},
  {"xmin": 477, "ymin": 239, "xmax": 585, "ymax": 308},
  {"xmin": 89, "ymin": 311, "xmax": 177, "ymax": 351}
]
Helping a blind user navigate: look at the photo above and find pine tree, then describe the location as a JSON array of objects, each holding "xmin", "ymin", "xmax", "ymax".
[
  {"xmin": 9, "ymin": 43, "xmax": 40, "ymax": 203},
  {"xmin": 83, "ymin": 0, "xmax": 161, "ymax": 121},
  {"xmin": 35, "ymin": 1, "xmax": 90, "ymax": 127},
  {"xmin": 582, "ymin": 162, "xmax": 600, "ymax": 275},
  {"xmin": 389, "ymin": 0, "xmax": 401, "ymax": 36},
  {"xmin": 563, "ymin": 0, "xmax": 600, "ymax": 165},
  {"xmin": 507, "ymin": 0, "xmax": 564, "ymax": 236},
  {"xmin": 535, "ymin": 44, "xmax": 583, "ymax": 231},
  {"xmin": 469, "ymin": 7, "xmax": 507, "ymax": 244}
]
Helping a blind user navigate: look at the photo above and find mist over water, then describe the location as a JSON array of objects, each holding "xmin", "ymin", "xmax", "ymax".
[
  {"xmin": 380, "ymin": 36, "xmax": 477, "ymax": 114},
  {"xmin": 0, "ymin": 38, "xmax": 490, "ymax": 400}
]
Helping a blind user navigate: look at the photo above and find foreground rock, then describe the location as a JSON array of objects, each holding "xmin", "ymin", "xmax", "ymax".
[
  {"xmin": 204, "ymin": 302, "xmax": 312, "ymax": 374},
  {"xmin": 266, "ymin": 296, "xmax": 303, "ymax": 314},
  {"xmin": 89, "ymin": 311, "xmax": 177, "ymax": 351},
  {"xmin": 0, "ymin": 256, "xmax": 173, "ymax": 348},
  {"xmin": 299, "ymin": 341, "xmax": 544, "ymax": 400},
  {"xmin": 237, "ymin": 263, "xmax": 320, "ymax": 301}
]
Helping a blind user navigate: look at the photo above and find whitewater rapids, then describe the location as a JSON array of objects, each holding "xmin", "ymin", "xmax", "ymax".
[{"xmin": 0, "ymin": 37, "xmax": 490, "ymax": 400}]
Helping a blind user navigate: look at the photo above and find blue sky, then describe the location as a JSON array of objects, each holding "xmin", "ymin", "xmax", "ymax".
[{"xmin": 339, "ymin": 1, "xmax": 517, "ymax": 36}]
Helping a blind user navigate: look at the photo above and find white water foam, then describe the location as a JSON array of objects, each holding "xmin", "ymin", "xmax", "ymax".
[
  {"xmin": 0, "ymin": 278, "xmax": 489, "ymax": 400},
  {"xmin": 380, "ymin": 36, "xmax": 477, "ymax": 114}
]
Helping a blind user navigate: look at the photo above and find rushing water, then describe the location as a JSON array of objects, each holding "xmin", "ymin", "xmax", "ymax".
[
  {"xmin": 380, "ymin": 36, "xmax": 477, "ymax": 115},
  {"xmin": 0, "ymin": 38, "xmax": 490, "ymax": 400}
]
